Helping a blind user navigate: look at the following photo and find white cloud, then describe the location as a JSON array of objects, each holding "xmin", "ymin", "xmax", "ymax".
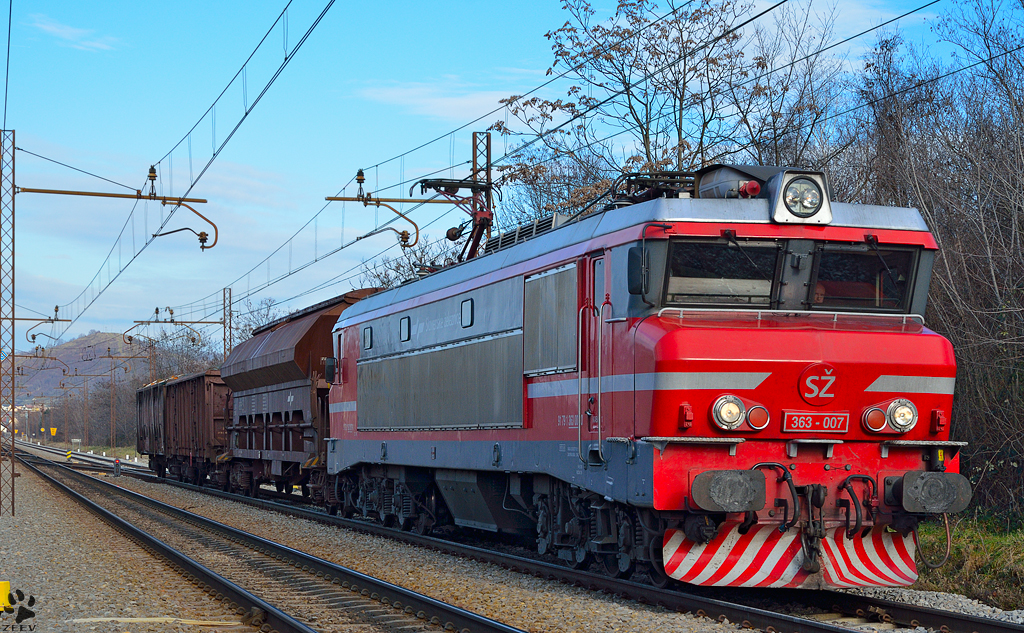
[
  {"xmin": 29, "ymin": 14, "xmax": 118, "ymax": 52},
  {"xmin": 357, "ymin": 81, "xmax": 513, "ymax": 122}
]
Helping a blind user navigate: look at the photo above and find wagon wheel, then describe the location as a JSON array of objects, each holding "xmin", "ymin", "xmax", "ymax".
[
  {"xmin": 413, "ymin": 512, "xmax": 432, "ymax": 535},
  {"xmin": 275, "ymin": 480, "xmax": 286, "ymax": 494}
]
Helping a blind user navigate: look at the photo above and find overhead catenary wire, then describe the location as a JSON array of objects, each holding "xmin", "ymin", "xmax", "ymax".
[
  {"xmin": 353, "ymin": 0, "xmax": 705, "ymax": 177},
  {"xmin": 50, "ymin": 0, "xmax": 336, "ymax": 338},
  {"xmin": 15, "ymin": 147, "xmax": 138, "ymax": 191},
  {"xmin": 164, "ymin": 1, "xmax": 785, "ymax": 321},
  {"xmin": 211, "ymin": 0, "xmax": 997, "ymax": 334},
  {"xmin": 166, "ymin": 159, "xmax": 472, "ymax": 316},
  {"xmin": 47, "ymin": 0, "xmax": 757, "ymax": 336},
  {"xmin": 41, "ymin": 0, "xmax": 966, "ymax": 350},
  {"xmin": 491, "ymin": 0, "xmax": 945, "ymax": 175}
]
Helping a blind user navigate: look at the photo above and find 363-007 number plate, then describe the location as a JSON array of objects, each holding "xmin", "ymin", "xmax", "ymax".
[{"xmin": 782, "ymin": 411, "xmax": 849, "ymax": 433}]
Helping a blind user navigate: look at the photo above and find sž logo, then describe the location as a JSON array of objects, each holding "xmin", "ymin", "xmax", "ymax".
[{"xmin": 799, "ymin": 362, "xmax": 838, "ymax": 406}]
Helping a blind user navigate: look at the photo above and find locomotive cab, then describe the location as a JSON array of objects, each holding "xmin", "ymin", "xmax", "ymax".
[{"xmin": 615, "ymin": 166, "xmax": 971, "ymax": 587}]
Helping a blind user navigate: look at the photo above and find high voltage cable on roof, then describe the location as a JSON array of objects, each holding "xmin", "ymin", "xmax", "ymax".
[{"xmin": 50, "ymin": 0, "xmax": 336, "ymax": 338}]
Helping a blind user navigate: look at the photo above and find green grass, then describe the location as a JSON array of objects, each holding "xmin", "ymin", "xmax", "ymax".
[{"xmin": 916, "ymin": 517, "xmax": 1024, "ymax": 610}]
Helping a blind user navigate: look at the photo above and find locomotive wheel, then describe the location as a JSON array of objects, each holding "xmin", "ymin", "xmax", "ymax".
[
  {"xmin": 600, "ymin": 554, "xmax": 625, "ymax": 578},
  {"xmin": 301, "ymin": 484, "xmax": 310, "ymax": 498},
  {"xmin": 568, "ymin": 546, "xmax": 592, "ymax": 570}
]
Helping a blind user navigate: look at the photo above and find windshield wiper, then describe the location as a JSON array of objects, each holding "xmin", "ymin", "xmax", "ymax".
[
  {"xmin": 865, "ymin": 235, "xmax": 901, "ymax": 290},
  {"xmin": 723, "ymin": 229, "xmax": 772, "ymax": 281}
]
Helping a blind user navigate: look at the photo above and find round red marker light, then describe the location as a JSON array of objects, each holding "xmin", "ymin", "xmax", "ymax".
[
  {"xmin": 747, "ymin": 406, "xmax": 770, "ymax": 430},
  {"xmin": 863, "ymin": 408, "xmax": 887, "ymax": 432}
]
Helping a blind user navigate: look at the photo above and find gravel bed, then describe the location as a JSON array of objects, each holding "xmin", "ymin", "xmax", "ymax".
[
  {"xmin": 106, "ymin": 476, "xmax": 733, "ymax": 633},
  {"xmin": 844, "ymin": 587, "xmax": 1024, "ymax": 625},
  {"xmin": 0, "ymin": 467, "xmax": 256, "ymax": 633}
]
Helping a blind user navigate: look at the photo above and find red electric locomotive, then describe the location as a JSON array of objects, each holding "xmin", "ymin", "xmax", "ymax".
[{"xmin": 321, "ymin": 165, "xmax": 971, "ymax": 589}]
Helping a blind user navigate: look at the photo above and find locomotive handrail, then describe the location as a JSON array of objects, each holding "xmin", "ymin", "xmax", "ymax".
[
  {"xmin": 578, "ymin": 304, "xmax": 599, "ymax": 465},
  {"xmin": 657, "ymin": 307, "xmax": 925, "ymax": 325},
  {"xmin": 596, "ymin": 296, "xmax": 612, "ymax": 464}
]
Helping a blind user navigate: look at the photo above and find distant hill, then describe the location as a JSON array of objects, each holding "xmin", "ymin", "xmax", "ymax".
[{"xmin": 15, "ymin": 332, "xmax": 147, "ymax": 405}]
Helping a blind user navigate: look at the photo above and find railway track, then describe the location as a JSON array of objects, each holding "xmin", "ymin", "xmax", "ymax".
[
  {"xmin": 131, "ymin": 464, "xmax": 1024, "ymax": 633},
  {"xmin": 17, "ymin": 454, "xmax": 526, "ymax": 633},
  {"xmin": 20, "ymin": 448, "xmax": 1023, "ymax": 633},
  {"xmin": 15, "ymin": 439, "xmax": 149, "ymax": 472}
]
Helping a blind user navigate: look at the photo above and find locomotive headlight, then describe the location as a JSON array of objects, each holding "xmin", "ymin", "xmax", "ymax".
[
  {"xmin": 767, "ymin": 170, "xmax": 832, "ymax": 225},
  {"xmin": 887, "ymin": 399, "xmax": 918, "ymax": 432},
  {"xmin": 712, "ymin": 395, "xmax": 746, "ymax": 430},
  {"xmin": 784, "ymin": 178, "xmax": 823, "ymax": 218}
]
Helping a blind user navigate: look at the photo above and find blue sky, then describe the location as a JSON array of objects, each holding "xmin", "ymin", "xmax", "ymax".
[{"xmin": 7, "ymin": 0, "xmax": 948, "ymax": 348}]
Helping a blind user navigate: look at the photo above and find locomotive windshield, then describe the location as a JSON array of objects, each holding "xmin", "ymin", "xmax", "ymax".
[
  {"xmin": 812, "ymin": 245, "xmax": 915, "ymax": 311},
  {"xmin": 665, "ymin": 240, "xmax": 780, "ymax": 305},
  {"xmin": 662, "ymin": 239, "xmax": 920, "ymax": 312}
]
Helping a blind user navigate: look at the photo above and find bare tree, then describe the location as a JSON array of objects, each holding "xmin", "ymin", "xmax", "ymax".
[
  {"xmin": 358, "ymin": 236, "xmax": 463, "ymax": 290},
  {"xmin": 494, "ymin": 0, "xmax": 757, "ymax": 175},
  {"xmin": 232, "ymin": 297, "xmax": 283, "ymax": 345}
]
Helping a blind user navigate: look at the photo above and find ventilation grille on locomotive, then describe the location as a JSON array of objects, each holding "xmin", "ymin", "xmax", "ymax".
[{"xmin": 484, "ymin": 213, "xmax": 570, "ymax": 254}]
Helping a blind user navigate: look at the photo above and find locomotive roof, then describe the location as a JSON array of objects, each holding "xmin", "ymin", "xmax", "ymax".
[{"xmin": 337, "ymin": 196, "xmax": 931, "ymax": 327}]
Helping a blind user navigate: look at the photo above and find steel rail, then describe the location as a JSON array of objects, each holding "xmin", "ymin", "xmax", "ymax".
[
  {"xmin": 25, "ymin": 447, "xmax": 1018, "ymax": 633},
  {"xmin": 25, "ymin": 456, "xmax": 526, "ymax": 633},
  {"xmin": 15, "ymin": 440, "xmax": 148, "ymax": 472},
  {"xmin": 18, "ymin": 456, "xmax": 317, "ymax": 633},
  {"xmin": 123, "ymin": 475, "xmax": 854, "ymax": 633},
  {"xmin": 139, "ymin": 475, "xmax": 1024, "ymax": 633}
]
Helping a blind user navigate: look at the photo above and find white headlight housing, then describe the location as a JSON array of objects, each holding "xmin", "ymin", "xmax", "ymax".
[
  {"xmin": 886, "ymin": 398, "xmax": 918, "ymax": 432},
  {"xmin": 767, "ymin": 170, "xmax": 833, "ymax": 225},
  {"xmin": 712, "ymin": 395, "xmax": 746, "ymax": 430}
]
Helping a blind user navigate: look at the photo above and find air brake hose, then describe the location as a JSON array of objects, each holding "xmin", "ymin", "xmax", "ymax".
[
  {"xmin": 915, "ymin": 513, "xmax": 953, "ymax": 569},
  {"xmin": 753, "ymin": 462, "xmax": 800, "ymax": 532}
]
